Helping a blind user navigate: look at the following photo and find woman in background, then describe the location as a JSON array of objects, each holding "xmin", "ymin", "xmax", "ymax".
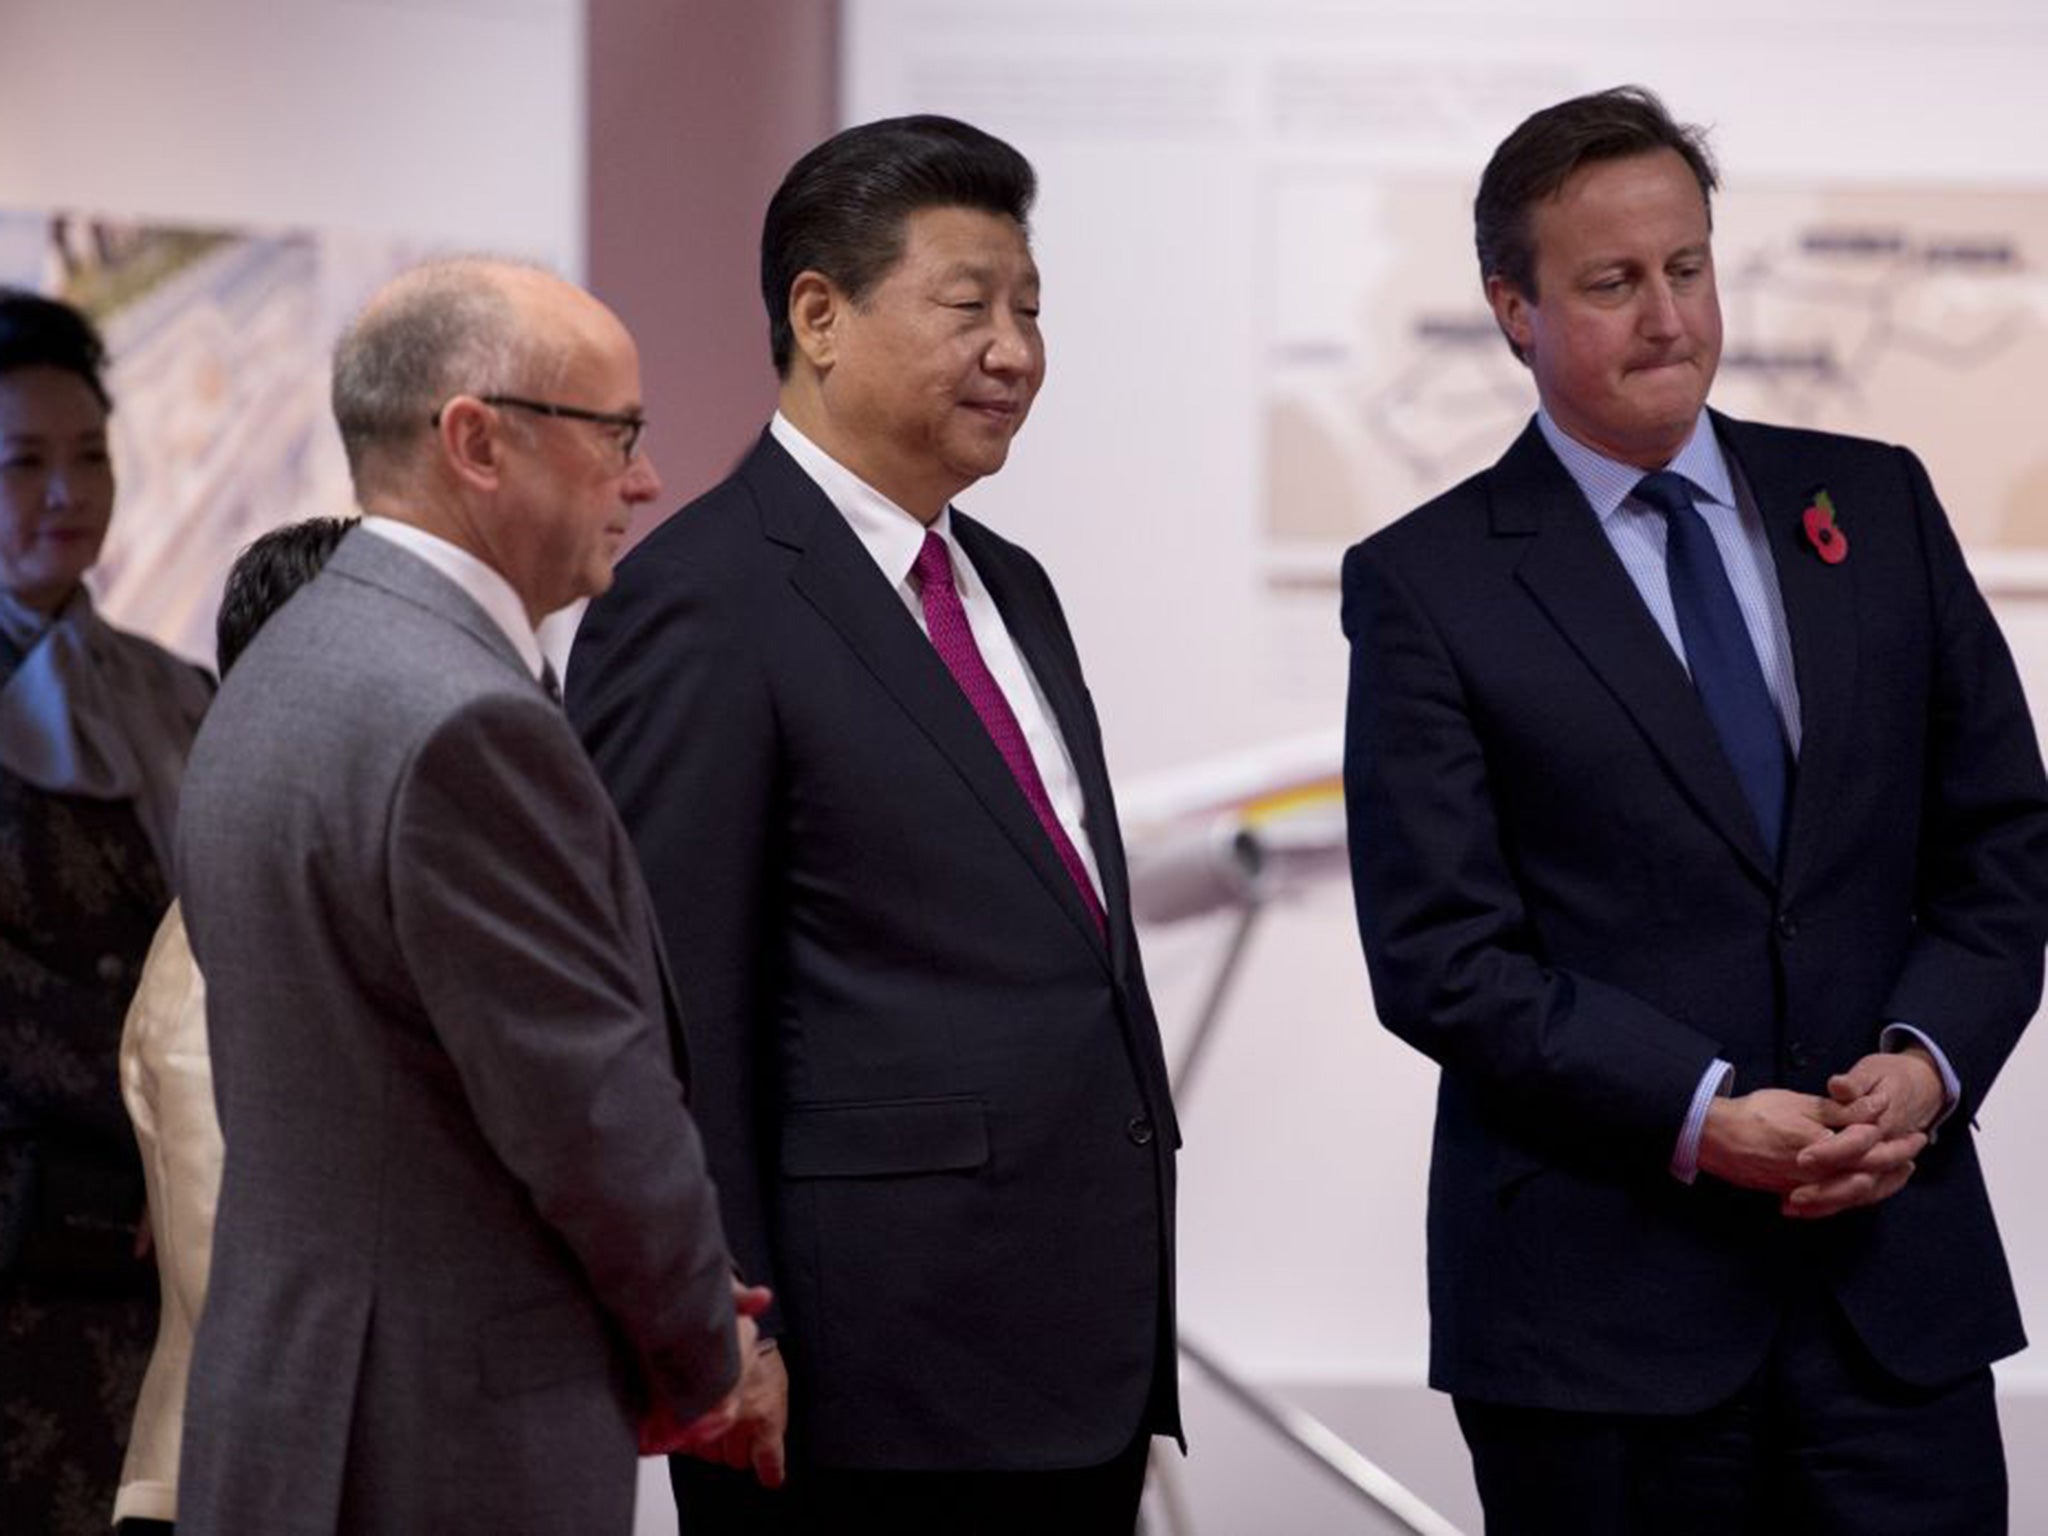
[
  {"xmin": 0, "ymin": 290, "xmax": 212, "ymax": 1535},
  {"xmin": 114, "ymin": 515, "xmax": 353, "ymax": 1536}
]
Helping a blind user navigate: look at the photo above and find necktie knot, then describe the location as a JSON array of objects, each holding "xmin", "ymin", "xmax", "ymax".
[{"xmin": 1633, "ymin": 471, "xmax": 1701, "ymax": 521}]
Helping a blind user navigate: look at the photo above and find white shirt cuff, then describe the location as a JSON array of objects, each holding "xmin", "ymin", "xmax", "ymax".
[{"xmin": 1671, "ymin": 1058, "xmax": 1735, "ymax": 1184}]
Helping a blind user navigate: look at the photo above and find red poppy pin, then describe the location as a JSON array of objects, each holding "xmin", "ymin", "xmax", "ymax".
[{"xmin": 1802, "ymin": 491, "xmax": 1848, "ymax": 565}]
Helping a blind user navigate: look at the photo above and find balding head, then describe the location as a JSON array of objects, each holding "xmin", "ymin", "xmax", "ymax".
[
  {"xmin": 332, "ymin": 258, "xmax": 568, "ymax": 499},
  {"xmin": 331, "ymin": 257, "xmax": 661, "ymax": 620}
]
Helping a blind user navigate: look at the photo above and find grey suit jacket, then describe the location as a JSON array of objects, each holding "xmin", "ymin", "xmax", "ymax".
[{"xmin": 174, "ymin": 529, "xmax": 736, "ymax": 1535}]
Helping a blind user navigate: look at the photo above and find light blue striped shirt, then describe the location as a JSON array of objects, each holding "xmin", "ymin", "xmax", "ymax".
[{"xmin": 1536, "ymin": 408, "xmax": 1802, "ymax": 752}]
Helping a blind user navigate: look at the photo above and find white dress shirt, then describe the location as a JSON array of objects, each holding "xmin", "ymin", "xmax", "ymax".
[
  {"xmin": 358, "ymin": 518, "xmax": 548, "ymax": 683},
  {"xmin": 770, "ymin": 412, "xmax": 1103, "ymax": 902}
]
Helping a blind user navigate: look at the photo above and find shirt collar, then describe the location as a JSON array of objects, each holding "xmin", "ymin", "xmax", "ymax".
[
  {"xmin": 1536, "ymin": 407, "xmax": 1735, "ymax": 526},
  {"xmin": 357, "ymin": 516, "xmax": 546, "ymax": 680},
  {"xmin": 770, "ymin": 411, "xmax": 961, "ymax": 591}
]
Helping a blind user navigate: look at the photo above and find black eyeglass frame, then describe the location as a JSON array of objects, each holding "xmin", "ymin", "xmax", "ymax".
[{"xmin": 432, "ymin": 393, "xmax": 647, "ymax": 466}]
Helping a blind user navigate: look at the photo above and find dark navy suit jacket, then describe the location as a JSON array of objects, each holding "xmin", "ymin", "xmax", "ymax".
[
  {"xmin": 1343, "ymin": 412, "xmax": 2048, "ymax": 1412},
  {"xmin": 569, "ymin": 431, "xmax": 1180, "ymax": 1470}
]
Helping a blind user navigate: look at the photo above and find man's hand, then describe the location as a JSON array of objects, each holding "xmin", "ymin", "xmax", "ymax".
[
  {"xmin": 1781, "ymin": 1126, "xmax": 1921, "ymax": 1219},
  {"xmin": 640, "ymin": 1377, "xmax": 739, "ymax": 1458},
  {"xmin": 1774, "ymin": 1048, "xmax": 1943, "ymax": 1218},
  {"xmin": 1697, "ymin": 1084, "xmax": 1928, "ymax": 1220},
  {"xmin": 704, "ymin": 1338, "xmax": 790, "ymax": 1489},
  {"xmin": 1696, "ymin": 1088, "xmax": 1838, "ymax": 1194},
  {"xmin": 1824, "ymin": 1047, "xmax": 1946, "ymax": 1140},
  {"xmin": 695, "ymin": 1279, "xmax": 786, "ymax": 1487},
  {"xmin": 639, "ymin": 1281, "xmax": 776, "ymax": 1458}
]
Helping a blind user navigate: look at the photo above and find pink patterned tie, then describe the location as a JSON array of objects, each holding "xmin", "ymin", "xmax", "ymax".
[{"xmin": 913, "ymin": 531, "xmax": 1106, "ymax": 935}]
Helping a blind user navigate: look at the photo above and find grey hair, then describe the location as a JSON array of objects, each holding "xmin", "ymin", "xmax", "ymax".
[{"xmin": 330, "ymin": 258, "xmax": 557, "ymax": 495}]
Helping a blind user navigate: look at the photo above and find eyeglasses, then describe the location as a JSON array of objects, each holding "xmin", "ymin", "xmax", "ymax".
[{"xmin": 433, "ymin": 394, "xmax": 647, "ymax": 468}]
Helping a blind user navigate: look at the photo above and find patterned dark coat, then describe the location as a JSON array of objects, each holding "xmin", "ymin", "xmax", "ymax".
[{"xmin": 0, "ymin": 626, "xmax": 201, "ymax": 1536}]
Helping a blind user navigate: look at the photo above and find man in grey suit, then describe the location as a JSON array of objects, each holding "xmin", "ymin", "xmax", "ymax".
[{"xmin": 174, "ymin": 259, "xmax": 759, "ymax": 1534}]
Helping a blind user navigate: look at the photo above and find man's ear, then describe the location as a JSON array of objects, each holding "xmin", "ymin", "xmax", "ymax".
[
  {"xmin": 787, "ymin": 271, "xmax": 845, "ymax": 373},
  {"xmin": 437, "ymin": 395, "xmax": 502, "ymax": 492},
  {"xmin": 1485, "ymin": 273, "xmax": 1535, "ymax": 358}
]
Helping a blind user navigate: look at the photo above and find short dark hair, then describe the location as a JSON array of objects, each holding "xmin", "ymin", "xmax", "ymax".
[
  {"xmin": 760, "ymin": 115, "xmax": 1037, "ymax": 377},
  {"xmin": 0, "ymin": 289, "xmax": 112, "ymax": 410},
  {"xmin": 216, "ymin": 516, "xmax": 356, "ymax": 676},
  {"xmin": 1475, "ymin": 86, "xmax": 1717, "ymax": 359}
]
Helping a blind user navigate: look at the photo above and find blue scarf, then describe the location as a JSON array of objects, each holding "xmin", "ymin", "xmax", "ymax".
[{"xmin": 0, "ymin": 585, "xmax": 212, "ymax": 880}]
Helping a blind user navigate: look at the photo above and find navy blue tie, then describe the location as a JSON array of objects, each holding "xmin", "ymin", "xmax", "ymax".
[{"xmin": 1635, "ymin": 471, "xmax": 1790, "ymax": 859}]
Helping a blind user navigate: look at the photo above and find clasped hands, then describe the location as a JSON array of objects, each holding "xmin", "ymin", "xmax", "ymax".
[
  {"xmin": 1698, "ymin": 1047, "xmax": 1947, "ymax": 1219},
  {"xmin": 639, "ymin": 1280, "xmax": 790, "ymax": 1489}
]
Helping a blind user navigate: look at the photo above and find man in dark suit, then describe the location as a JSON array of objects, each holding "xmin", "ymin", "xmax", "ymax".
[
  {"xmin": 175, "ymin": 259, "xmax": 761, "ymax": 1534},
  {"xmin": 1343, "ymin": 87, "xmax": 2048, "ymax": 1534},
  {"xmin": 569, "ymin": 116, "xmax": 1180, "ymax": 1534}
]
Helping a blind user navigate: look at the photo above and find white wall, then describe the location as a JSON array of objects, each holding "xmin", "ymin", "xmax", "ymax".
[{"xmin": 0, "ymin": 0, "xmax": 583, "ymax": 274}]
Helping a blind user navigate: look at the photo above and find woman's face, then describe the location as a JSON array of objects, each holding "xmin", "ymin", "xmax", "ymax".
[{"xmin": 0, "ymin": 365, "xmax": 114, "ymax": 614}]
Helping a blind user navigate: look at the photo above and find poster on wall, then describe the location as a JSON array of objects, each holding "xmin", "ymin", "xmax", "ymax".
[
  {"xmin": 0, "ymin": 210, "xmax": 419, "ymax": 661},
  {"xmin": 1263, "ymin": 174, "xmax": 2048, "ymax": 586}
]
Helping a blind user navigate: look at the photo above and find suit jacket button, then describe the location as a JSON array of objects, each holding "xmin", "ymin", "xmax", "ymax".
[
  {"xmin": 96, "ymin": 953, "xmax": 126, "ymax": 983},
  {"xmin": 1126, "ymin": 1115, "xmax": 1155, "ymax": 1146},
  {"xmin": 1775, "ymin": 913, "xmax": 1799, "ymax": 940}
]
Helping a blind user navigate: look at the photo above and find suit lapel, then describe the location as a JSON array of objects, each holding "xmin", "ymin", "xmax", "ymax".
[
  {"xmin": 1503, "ymin": 422, "xmax": 1778, "ymax": 885},
  {"xmin": 743, "ymin": 438, "xmax": 1111, "ymax": 963},
  {"xmin": 956, "ymin": 513, "xmax": 1128, "ymax": 970},
  {"xmin": 1713, "ymin": 413, "xmax": 1857, "ymax": 895},
  {"xmin": 328, "ymin": 528, "xmax": 537, "ymax": 688}
]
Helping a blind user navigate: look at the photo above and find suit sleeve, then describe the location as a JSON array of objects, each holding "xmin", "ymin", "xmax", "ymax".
[
  {"xmin": 1879, "ymin": 446, "xmax": 2048, "ymax": 1117},
  {"xmin": 1342, "ymin": 538, "xmax": 1722, "ymax": 1168},
  {"xmin": 568, "ymin": 544, "xmax": 787, "ymax": 1333},
  {"xmin": 389, "ymin": 694, "xmax": 740, "ymax": 1419}
]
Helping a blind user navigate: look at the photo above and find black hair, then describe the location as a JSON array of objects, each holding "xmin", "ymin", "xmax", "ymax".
[
  {"xmin": 0, "ymin": 289, "xmax": 112, "ymax": 409},
  {"xmin": 760, "ymin": 115, "xmax": 1036, "ymax": 376},
  {"xmin": 216, "ymin": 517, "xmax": 356, "ymax": 676}
]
